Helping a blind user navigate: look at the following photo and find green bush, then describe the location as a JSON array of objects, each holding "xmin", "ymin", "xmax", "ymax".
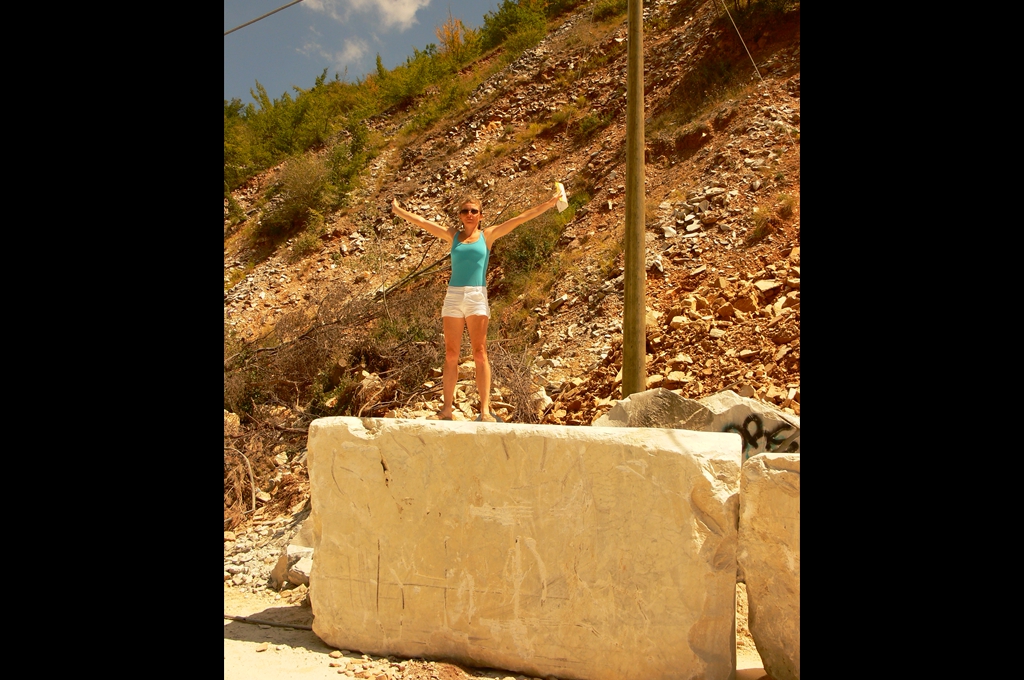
[
  {"xmin": 593, "ymin": 0, "xmax": 628, "ymax": 21},
  {"xmin": 288, "ymin": 209, "xmax": 327, "ymax": 262},
  {"xmin": 224, "ymin": 99, "xmax": 249, "ymax": 192},
  {"xmin": 541, "ymin": 103, "xmax": 576, "ymax": 135},
  {"xmin": 574, "ymin": 111, "xmax": 613, "ymax": 142},
  {"xmin": 327, "ymin": 141, "xmax": 358, "ymax": 200},
  {"xmin": 403, "ymin": 79, "xmax": 471, "ymax": 135},
  {"xmin": 224, "ymin": 193, "xmax": 245, "ymax": 224},
  {"xmin": 480, "ymin": 0, "xmax": 547, "ymax": 52},
  {"xmin": 224, "ymin": 70, "xmax": 369, "ymax": 192},
  {"xmin": 496, "ymin": 218, "xmax": 560, "ymax": 281},
  {"xmin": 490, "ymin": 190, "xmax": 589, "ymax": 295},
  {"xmin": 258, "ymin": 154, "xmax": 331, "ymax": 239},
  {"xmin": 545, "ymin": 0, "xmax": 588, "ymax": 17},
  {"xmin": 288, "ymin": 69, "xmax": 340, "ymax": 150},
  {"xmin": 326, "ymin": 120, "xmax": 375, "ymax": 208},
  {"xmin": 727, "ymin": 0, "xmax": 798, "ymax": 20},
  {"xmin": 502, "ymin": 23, "xmax": 547, "ymax": 60},
  {"xmin": 373, "ymin": 45, "xmax": 455, "ymax": 110}
]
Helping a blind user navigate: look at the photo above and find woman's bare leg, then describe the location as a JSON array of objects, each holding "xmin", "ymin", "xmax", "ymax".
[
  {"xmin": 465, "ymin": 314, "xmax": 492, "ymax": 418},
  {"xmin": 440, "ymin": 315, "xmax": 465, "ymax": 418}
]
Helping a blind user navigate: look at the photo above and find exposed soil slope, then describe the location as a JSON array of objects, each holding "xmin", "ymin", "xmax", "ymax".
[{"xmin": 224, "ymin": 1, "xmax": 799, "ymax": 430}]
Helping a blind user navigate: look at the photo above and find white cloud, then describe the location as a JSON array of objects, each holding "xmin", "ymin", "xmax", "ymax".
[
  {"xmin": 296, "ymin": 33, "xmax": 369, "ymax": 78},
  {"xmin": 304, "ymin": 0, "xmax": 430, "ymax": 31},
  {"xmin": 339, "ymin": 37, "xmax": 369, "ymax": 63},
  {"xmin": 298, "ymin": 25, "xmax": 325, "ymax": 59}
]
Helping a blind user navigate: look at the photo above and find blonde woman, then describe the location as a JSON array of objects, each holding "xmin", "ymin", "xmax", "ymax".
[{"xmin": 391, "ymin": 191, "xmax": 560, "ymax": 421}]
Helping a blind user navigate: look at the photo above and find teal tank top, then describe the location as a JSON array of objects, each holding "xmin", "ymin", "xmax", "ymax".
[{"xmin": 449, "ymin": 232, "xmax": 489, "ymax": 287}]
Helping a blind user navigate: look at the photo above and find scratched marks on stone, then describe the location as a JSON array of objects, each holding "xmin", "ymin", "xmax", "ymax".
[{"xmin": 468, "ymin": 503, "xmax": 533, "ymax": 526}]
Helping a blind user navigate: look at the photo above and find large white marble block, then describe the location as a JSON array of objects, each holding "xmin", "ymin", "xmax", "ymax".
[
  {"xmin": 307, "ymin": 417, "xmax": 743, "ymax": 680},
  {"xmin": 738, "ymin": 453, "xmax": 800, "ymax": 680}
]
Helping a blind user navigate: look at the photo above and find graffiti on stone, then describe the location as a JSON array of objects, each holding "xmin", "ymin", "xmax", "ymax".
[
  {"xmin": 723, "ymin": 413, "xmax": 799, "ymax": 460},
  {"xmin": 592, "ymin": 389, "xmax": 800, "ymax": 462}
]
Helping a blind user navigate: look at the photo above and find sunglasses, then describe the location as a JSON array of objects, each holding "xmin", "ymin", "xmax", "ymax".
[{"xmin": 459, "ymin": 208, "xmax": 480, "ymax": 215}]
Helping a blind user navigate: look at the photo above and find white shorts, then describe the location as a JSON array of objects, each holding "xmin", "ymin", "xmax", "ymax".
[{"xmin": 442, "ymin": 286, "xmax": 490, "ymax": 319}]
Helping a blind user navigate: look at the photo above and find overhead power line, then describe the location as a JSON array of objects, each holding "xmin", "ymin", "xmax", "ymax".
[
  {"xmin": 224, "ymin": 0, "xmax": 306, "ymax": 36},
  {"xmin": 717, "ymin": 0, "xmax": 798, "ymax": 145},
  {"xmin": 718, "ymin": 0, "xmax": 763, "ymax": 82}
]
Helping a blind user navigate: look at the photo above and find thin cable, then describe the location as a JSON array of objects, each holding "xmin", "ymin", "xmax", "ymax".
[
  {"xmin": 717, "ymin": 0, "xmax": 798, "ymax": 148},
  {"xmin": 225, "ymin": 0, "xmax": 306, "ymax": 36},
  {"xmin": 718, "ymin": 0, "xmax": 762, "ymax": 82}
]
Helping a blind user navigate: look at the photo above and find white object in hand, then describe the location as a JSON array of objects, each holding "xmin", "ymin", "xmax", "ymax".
[{"xmin": 555, "ymin": 182, "xmax": 568, "ymax": 212}]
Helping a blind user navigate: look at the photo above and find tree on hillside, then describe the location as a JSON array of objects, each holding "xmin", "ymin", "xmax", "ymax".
[
  {"xmin": 480, "ymin": 0, "xmax": 546, "ymax": 51},
  {"xmin": 435, "ymin": 8, "xmax": 480, "ymax": 68}
]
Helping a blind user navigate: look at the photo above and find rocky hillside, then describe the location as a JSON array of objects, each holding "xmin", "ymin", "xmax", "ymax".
[{"xmin": 224, "ymin": 0, "xmax": 800, "ymax": 532}]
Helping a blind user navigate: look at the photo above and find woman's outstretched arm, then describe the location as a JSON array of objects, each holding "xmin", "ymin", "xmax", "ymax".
[
  {"xmin": 392, "ymin": 198, "xmax": 454, "ymax": 243},
  {"xmin": 485, "ymin": 192, "xmax": 561, "ymax": 245}
]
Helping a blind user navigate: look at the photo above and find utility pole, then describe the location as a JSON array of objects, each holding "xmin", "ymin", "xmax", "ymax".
[{"xmin": 622, "ymin": 0, "xmax": 646, "ymax": 398}]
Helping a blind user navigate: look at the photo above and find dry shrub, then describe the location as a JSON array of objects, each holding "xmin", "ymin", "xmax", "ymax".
[
  {"xmin": 225, "ymin": 275, "xmax": 448, "ymax": 423},
  {"xmin": 272, "ymin": 309, "xmax": 315, "ymax": 345},
  {"xmin": 743, "ymin": 209, "xmax": 778, "ymax": 246},
  {"xmin": 224, "ymin": 413, "xmax": 310, "ymax": 530},
  {"xmin": 267, "ymin": 336, "xmax": 332, "ymax": 402},
  {"xmin": 225, "ymin": 280, "xmax": 383, "ymax": 418},
  {"xmin": 777, "ymin": 193, "xmax": 797, "ymax": 219},
  {"xmin": 224, "ymin": 360, "xmax": 270, "ymax": 416},
  {"xmin": 223, "ymin": 426, "xmax": 273, "ymax": 530},
  {"xmin": 317, "ymin": 280, "xmax": 378, "ymax": 326},
  {"xmin": 223, "ymin": 448, "xmax": 250, "ymax": 529},
  {"xmin": 342, "ymin": 282, "xmax": 446, "ymax": 412},
  {"xmin": 490, "ymin": 340, "xmax": 542, "ymax": 424}
]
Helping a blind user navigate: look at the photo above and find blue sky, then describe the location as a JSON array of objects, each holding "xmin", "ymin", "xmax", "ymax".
[{"xmin": 224, "ymin": 0, "xmax": 503, "ymax": 105}]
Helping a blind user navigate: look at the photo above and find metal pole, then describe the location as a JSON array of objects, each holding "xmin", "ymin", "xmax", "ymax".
[{"xmin": 622, "ymin": 0, "xmax": 646, "ymax": 398}]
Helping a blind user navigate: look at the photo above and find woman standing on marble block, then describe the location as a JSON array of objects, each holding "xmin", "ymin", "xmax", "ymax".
[{"xmin": 391, "ymin": 191, "xmax": 560, "ymax": 422}]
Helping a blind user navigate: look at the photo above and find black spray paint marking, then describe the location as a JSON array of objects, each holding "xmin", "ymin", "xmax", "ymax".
[{"xmin": 723, "ymin": 413, "xmax": 799, "ymax": 460}]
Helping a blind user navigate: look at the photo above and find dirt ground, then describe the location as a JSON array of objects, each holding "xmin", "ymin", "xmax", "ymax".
[{"xmin": 224, "ymin": 584, "xmax": 769, "ymax": 680}]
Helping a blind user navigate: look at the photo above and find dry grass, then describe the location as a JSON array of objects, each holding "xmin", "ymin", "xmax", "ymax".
[
  {"xmin": 743, "ymin": 208, "xmax": 776, "ymax": 246},
  {"xmin": 777, "ymin": 192, "xmax": 796, "ymax": 219},
  {"xmin": 490, "ymin": 341, "xmax": 544, "ymax": 424}
]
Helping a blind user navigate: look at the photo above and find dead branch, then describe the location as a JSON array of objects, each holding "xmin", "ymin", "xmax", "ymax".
[
  {"xmin": 223, "ymin": 614, "xmax": 313, "ymax": 631},
  {"xmin": 356, "ymin": 383, "xmax": 390, "ymax": 417},
  {"xmin": 224, "ymin": 446, "xmax": 257, "ymax": 514},
  {"xmin": 224, "ymin": 313, "xmax": 375, "ymax": 369},
  {"xmin": 272, "ymin": 424, "xmax": 310, "ymax": 434},
  {"xmin": 376, "ymin": 253, "xmax": 450, "ymax": 299},
  {"xmin": 245, "ymin": 411, "xmax": 309, "ymax": 434}
]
